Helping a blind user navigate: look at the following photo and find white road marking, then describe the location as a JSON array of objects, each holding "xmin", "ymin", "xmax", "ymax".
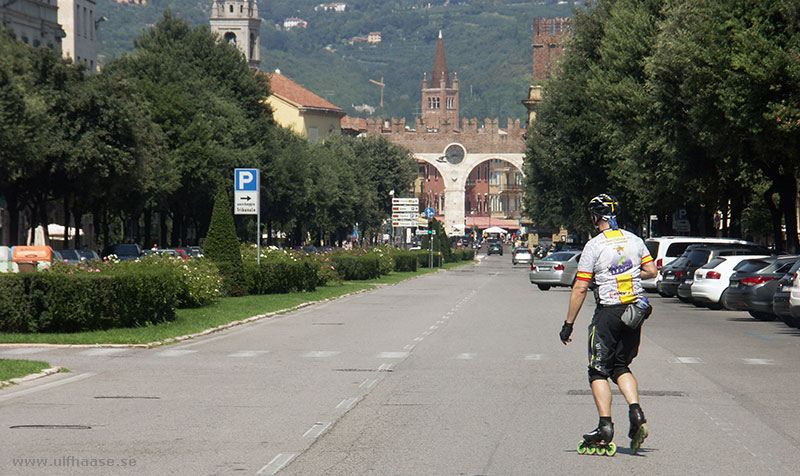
[
  {"xmin": 672, "ymin": 357, "xmax": 702, "ymax": 364},
  {"xmin": 157, "ymin": 350, "xmax": 197, "ymax": 357},
  {"xmin": 257, "ymin": 453, "xmax": 296, "ymax": 475},
  {"xmin": 303, "ymin": 421, "xmax": 331, "ymax": 438},
  {"xmin": 525, "ymin": 354, "xmax": 545, "ymax": 361},
  {"xmin": 378, "ymin": 363, "xmax": 394, "ymax": 372},
  {"xmin": 455, "ymin": 353, "xmax": 476, "ymax": 360},
  {"xmin": 422, "ymin": 330, "xmax": 433, "ymax": 336},
  {"xmin": 1, "ymin": 348, "xmax": 51, "ymax": 355},
  {"xmin": 303, "ymin": 351, "xmax": 340, "ymax": 358},
  {"xmin": 376, "ymin": 352, "xmax": 409, "ymax": 359},
  {"xmin": 742, "ymin": 358, "xmax": 774, "ymax": 365},
  {"xmin": 359, "ymin": 379, "xmax": 377, "ymax": 389},
  {"xmin": 228, "ymin": 350, "xmax": 270, "ymax": 358},
  {"xmin": 413, "ymin": 337, "xmax": 424, "ymax": 342},
  {"xmin": 403, "ymin": 344, "xmax": 415, "ymax": 351},
  {"xmin": 0, "ymin": 373, "xmax": 95, "ymax": 402},
  {"xmin": 429, "ymin": 325, "xmax": 439, "ymax": 330},
  {"xmin": 437, "ymin": 320, "xmax": 444, "ymax": 324},
  {"xmin": 336, "ymin": 397, "xmax": 359, "ymax": 410},
  {"xmin": 78, "ymin": 348, "xmax": 129, "ymax": 356}
]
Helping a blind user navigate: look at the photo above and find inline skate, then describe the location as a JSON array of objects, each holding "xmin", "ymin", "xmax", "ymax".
[{"xmin": 577, "ymin": 420, "xmax": 616, "ymax": 456}]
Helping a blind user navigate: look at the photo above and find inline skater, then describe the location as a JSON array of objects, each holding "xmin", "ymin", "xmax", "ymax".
[{"xmin": 558, "ymin": 194, "xmax": 658, "ymax": 455}]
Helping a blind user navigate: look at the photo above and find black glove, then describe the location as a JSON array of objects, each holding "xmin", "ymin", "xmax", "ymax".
[{"xmin": 559, "ymin": 321, "xmax": 574, "ymax": 345}]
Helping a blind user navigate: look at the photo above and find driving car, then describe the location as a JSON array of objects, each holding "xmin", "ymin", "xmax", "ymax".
[
  {"xmin": 529, "ymin": 250, "xmax": 581, "ymax": 291},
  {"xmin": 690, "ymin": 255, "xmax": 771, "ymax": 309},
  {"xmin": 512, "ymin": 248, "xmax": 532, "ymax": 266},
  {"xmin": 723, "ymin": 256, "xmax": 799, "ymax": 320},
  {"xmin": 487, "ymin": 242, "xmax": 503, "ymax": 256}
]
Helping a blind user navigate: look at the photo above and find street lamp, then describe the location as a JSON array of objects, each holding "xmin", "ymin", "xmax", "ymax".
[{"xmin": 389, "ymin": 190, "xmax": 395, "ymax": 246}]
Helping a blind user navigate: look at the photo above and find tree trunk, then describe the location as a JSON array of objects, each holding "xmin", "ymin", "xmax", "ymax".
[
  {"xmin": 778, "ymin": 173, "xmax": 799, "ymax": 254},
  {"xmin": 159, "ymin": 211, "xmax": 168, "ymax": 248},
  {"xmin": 143, "ymin": 209, "xmax": 152, "ymax": 249},
  {"xmin": 6, "ymin": 191, "xmax": 20, "ymax": 246},
  {"xmin": 764, "ymin": 184, "xmax": 783, "ymax": 252}
]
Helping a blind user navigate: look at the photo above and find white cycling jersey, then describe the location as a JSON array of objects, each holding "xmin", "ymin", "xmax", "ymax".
[{"xmin": 576, "ymin": 228, "xmax": 653, "ymax": 306}]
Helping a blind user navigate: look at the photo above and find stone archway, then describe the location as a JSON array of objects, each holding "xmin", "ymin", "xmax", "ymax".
[{"xmin": 464, "ymin": 158, "xmax": 525, "ymax": 225}]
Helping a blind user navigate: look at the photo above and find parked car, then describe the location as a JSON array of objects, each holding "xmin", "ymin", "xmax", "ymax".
[
  {"xmin": 529, "ymin": 250, "xmax": 581, "ymax": 291},
  {"xmin": 644, "ymin": 236, "xmax": 764, "ymax": 292},
  {"xmin": 78, "ymin": 249, "xmax": 100, "ymax": 262},
  {"xmin": 789, "ymin": 269, "xmax": 800, "ymax": 328},
  {"xmin": 488, "ymin": 242, "xmax": 503, "ymax": 256},
  {"xmin": 772, "ymin": 259, "xmax": 800, "ymax": 326},
  {"xmin": 512, "ymin": 248, "xmax": 532, "ymax": 266},
  {"xmin": 724, "ymin": 256, "xmax": 799, "ymax": 320},
  {"xmin": 664, "ymin": 244, "xmax": 771, "ymax": 300},
  {"xmin": 691, "ymin": 256, "xmax": 771, "ymax": 309},
  {"xmin": 58, "ymin": 249, "xmax": 83, "ymax": 265},
  {"xmin": 101, "ymin": 244, "xmax": 142, "ymax": 261}
]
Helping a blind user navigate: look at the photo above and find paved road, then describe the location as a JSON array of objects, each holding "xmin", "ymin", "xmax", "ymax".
[{"xmin": 1, "ymin": 250, "xmax": 799, "ymax": 475}]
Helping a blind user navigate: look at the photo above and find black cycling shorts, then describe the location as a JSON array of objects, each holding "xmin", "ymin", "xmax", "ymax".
[{"xmin": 587, "ymin": 304, "xmax": 641, "ymax": 383}]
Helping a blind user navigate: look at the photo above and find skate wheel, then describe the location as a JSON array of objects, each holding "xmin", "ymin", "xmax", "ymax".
[
  {"xmin": 596, "ymin": 447, "xmax": 606, "ymax": 456},
  {"xmin": 586, "ymin": 446, "xmax": 596, "ymax": 455},
  {"xmin": 577, "ymin": 441, "xmax": 587, "ymax": 454},
  {"xmin": 606, "ymin": 442, "xmax": 617, "ymax": 456}
]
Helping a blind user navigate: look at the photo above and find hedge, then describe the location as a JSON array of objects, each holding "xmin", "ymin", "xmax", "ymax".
[
  {"xmin": 331, "ymin": 255, "xmax": 381, "ymax": 280},
  {"xmin": 391, "ymin": 251, "xmax": 418, "ymax": 272},
  {"xmin": 0, "ymin": 270, "xmax": 178, "ymax": 333},
  {"xmin": 243, "ymin": 260, "xmax": 318, "ymax": 294}
]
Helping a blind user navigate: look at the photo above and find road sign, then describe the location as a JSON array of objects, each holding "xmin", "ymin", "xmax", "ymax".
[
  {"xmin": 392, "ymin": 205, "xmax": 418, "ymax": 213},
  {"xmin": 424, "ymin": 207, "xmax": 435, "ymax": 218},
  {"xmin": 392, "ymin": 213, "xmax": 419, "ymax": 220},
  {"xmin": 392, "ymin": 221, "xmax": 417, "ymax": 227},
  {"xmin": 392, "ymin": 198, "xmax": 419, "ymax": 206},
  {"xmin": 234, "ymin": 168, "xmax": 259, "ymax": 215}
]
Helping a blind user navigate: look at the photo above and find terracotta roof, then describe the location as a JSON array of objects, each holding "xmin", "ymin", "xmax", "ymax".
[
  {"xmin": 265, "ymin": 72, "xmax": 344, "ymax": 114},
  {"xmin": 341, "ymin": 116, "xmax": 368, "ymax": 131}
]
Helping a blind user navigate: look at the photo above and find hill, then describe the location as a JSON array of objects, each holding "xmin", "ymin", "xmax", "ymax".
[{"xmin": 96, "ymin": 0, "xmax": 580, "ymax": 122}]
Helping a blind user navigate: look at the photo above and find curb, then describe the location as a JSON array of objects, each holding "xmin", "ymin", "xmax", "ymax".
[{"xmin": 0, "ymin": 366, "xmax": 63, "ymax": 389}]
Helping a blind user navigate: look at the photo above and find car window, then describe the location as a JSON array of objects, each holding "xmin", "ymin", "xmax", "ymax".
[
  {"xmin": 666, "ymin": 242, "xmax": 692, "ymax": 257},
  {"xmin": 542, "ymin": 252, "xmax": 577, "ymax": 261},
  {"xmin": 734, "ymin": 259, "xmax": 771, "ymax": 273},
  {"xmin": 686, "ymin": 249, "xmax": 711, "ymax": 266},
  {"xmin": 60, "ymin": 250, "xmax": 80, "ymax": 260},
  {"xmin": 761, "ymin": 259, "xmax": 799, "ymax": 274},
  {"xmin": 701, "ymin": 257, "xmax": 726, "ymax": 269},
  {"xmin": 645, "ymin": 241, "xmax": 659, "ymax": 259}
]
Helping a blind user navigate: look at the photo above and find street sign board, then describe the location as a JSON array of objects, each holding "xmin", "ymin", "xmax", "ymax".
[
  {"xmin": 234, "ymin": 168, "xmax": 259, "ymax": 215},
  {"xmin": 392, "ymin": 213, "xmax": 419, "ymax": 220},
  {"xmin": 416, "ymin": 229, "xmax": 436, "ymax": 236},
  {"xmin": 392, "ymin": 221, "xmax": 417, "ymax": 227},
  {"xmin": 392, "ymin": 205, "xmax": 418, "ymax": 213},
  {"xmin": 392, "ymin": 198, "xmax": 419, "ymax": 206}
]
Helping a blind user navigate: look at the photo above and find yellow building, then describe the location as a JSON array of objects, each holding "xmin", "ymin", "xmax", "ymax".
[{"xmin": 265, "ymin": 71, "xmax": 345, "ymax": 143}]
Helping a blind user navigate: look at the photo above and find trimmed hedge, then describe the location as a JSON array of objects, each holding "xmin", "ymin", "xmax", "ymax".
[
  {"xmin": 331, "ymin": 255, "xmax": 381, "ymax": 280},
  {"xmin": 391, "ymin": 251, "xmax": 418, "ymax": 272},
  {"xmin": 0, "ymin": 270, "xmax": 177, "ymax": 333},
  {"xmin": 243, "ymin": 260, "xmax": 318, "ymax": 294}
]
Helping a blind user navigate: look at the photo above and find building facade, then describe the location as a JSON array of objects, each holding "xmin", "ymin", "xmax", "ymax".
[
  {"xmin": 210, "ymin": 0, "xmax": 261, "ymax": 67},
  {"xmin": 522, "ymin": 17, "xmax": 570, "ymax": 125},
  {"xmin": 266, "ymin": 71, "xmax": 345, "ymax": 143},
  {"xmin": 58, "ymin": 0, "xmax": 100, "ymax": 73},
  {"xmin": 366, "ymin": 32, "xmax": 526, "ymax": 236},
  {"xmin": 0, "ymin": 0, "xmax": 64, "ymax": 50}
]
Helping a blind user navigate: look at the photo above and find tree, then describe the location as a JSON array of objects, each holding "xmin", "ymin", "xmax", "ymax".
[{"xmin": 204, "ymin": 184, "xmax": 246, "ymax": 296}]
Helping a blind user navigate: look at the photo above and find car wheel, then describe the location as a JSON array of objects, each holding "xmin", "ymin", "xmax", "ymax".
[
  {"xmin": 748, "ymin": 311, "xmax": 776, "ymax": 321},
  {"xmin": 677, "ymin": 295, "xmax": 690, "ymax": 303},
  {"xmin": 707, "ymin": 301, "xmax": 723, "ymax": 310},
  {"xmin": 537, "ymin": 284, "xmax": 551, "ymax": 291}
]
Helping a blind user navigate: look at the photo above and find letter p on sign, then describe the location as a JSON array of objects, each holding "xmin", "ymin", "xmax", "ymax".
[{"xmin": 235, "ymin": 168, "xmax": 258, "ymax": 191}]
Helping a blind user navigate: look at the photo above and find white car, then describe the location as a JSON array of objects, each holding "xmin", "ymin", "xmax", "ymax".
[
  {"xmin": 789, "ymin": 268, "xmax": 800, "ymax": 325},
  {"xmin": 644, "ymin": 236, "xmax": 764, "ymax": 292},
  {"xmin": 690, "ymin": 255, "xmax": 770, "ymax": 309}
]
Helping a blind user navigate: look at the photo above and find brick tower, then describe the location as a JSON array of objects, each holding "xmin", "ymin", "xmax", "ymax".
[
  {"xmin": 421, "ymin": 31, "xmax": 459, "ymax": 130},
  {"xmin": 210, "ymin": 0, "xmax": 261, "ymax": 68}
]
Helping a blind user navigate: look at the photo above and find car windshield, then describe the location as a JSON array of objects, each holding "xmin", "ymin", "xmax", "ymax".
[
  {"xmin": 685, "ymin": 249, "xmax": 711, "ymax": 266},
  {"xmin": 700, "ymin": 257, "xmax": 726, "ymax": 270},
  {"xmin": 734, "ymin": 259, "xmax": 771, "ymax": 273},
  {"xmin": 60, "ymin": 250, "xmax": 80, "ymax": 260},
  {"xmin": 542, "ymin": 252, "xmax": 576, "ymax": 262},
  {"xmin": 115, "ymin": 245, "xmax": 139, "ymax": 256},
  {"xmin": 516, "ymin": 249, "xmax": 531, "ymax": 254}
]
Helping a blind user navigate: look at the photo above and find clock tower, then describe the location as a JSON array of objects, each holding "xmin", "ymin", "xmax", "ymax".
[{"xmin": 210, "ymin": 0, "xmax": 261, "ymax": 68}]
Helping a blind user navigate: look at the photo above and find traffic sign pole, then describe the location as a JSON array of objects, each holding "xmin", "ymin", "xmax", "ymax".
[{"xmin": 235, "ymin": 168, "xmax": 261, "ymax": 264}]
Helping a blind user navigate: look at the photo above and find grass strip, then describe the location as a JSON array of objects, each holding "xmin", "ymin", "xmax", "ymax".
[
  {"xmin": 0, "ymin": 359, "xmax": 51, "ymax": 381},
  {"xmin": 0, "ymin": 263, "xmax": 471, "ymax": 346}
]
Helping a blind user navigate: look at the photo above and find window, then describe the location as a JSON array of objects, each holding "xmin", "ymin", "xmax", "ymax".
[
  {"xmin": 308, "ymin": 127, "xmax": 319, "ymax": 143},
  {"xmin": 447, "ymin": 97, "xmax": 454, "ymax": 109},
  {"xmin": 90, "ymin": 11, "xmax": 94, "ymax": 40},
  {"xmin": 230, "ymin": 5, "xmax": 234, "ymax": 13},
  {"xmin": 76, "ymin": 6, "xmax": 81, "ymax": 36}
]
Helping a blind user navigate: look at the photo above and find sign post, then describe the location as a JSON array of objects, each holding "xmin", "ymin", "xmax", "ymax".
[
  {"xmin": 234, "ymin": 168, "xmax": 261, "ymax": 264},
  {"xmin": 392, "ymin": 197, "xmax": 419, "ymax": 248}
]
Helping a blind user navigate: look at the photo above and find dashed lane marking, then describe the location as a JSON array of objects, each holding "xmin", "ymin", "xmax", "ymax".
[
  {"xmin": 672, "ymin": 357, "xmax": 702, "ymax": 364},
  {"xmin": 157, "ymin": 350, "xmax": 197, "ymax": 357},
  {"xmin": 455, "ymin": 353, "xmax": 476, "ymax": 360},
  {"xmin": 376, "ymin": 352, "xmax": 409, "ymax": 359},
  {"xmin": 256, "ymin": 453, "xmax": 296, "ymax": 475},
  {"xmin": 228, "ymin": 350, "xmax": 270, "ymax": 358},
  {"xmin": 525, "ymin": 354, "xmax": 545, "ymax": 361},
  {"xmin": 303, "ymin": 421, "xmax": 331, "ymax": 438},
  {"xmin": 359, "ymin": 379, "xmax": 377, "ymax": 389},
  {"xmin": 336, "ymin": 397, "xmax": 359, "ymax": 410},
  {"xmin": 742, "ymin": 358, "xmax": 774, "ymax": 365},
  {"xmin": 78, "ymin": 348, "xmax": 130, "ymax": 356},
  {"xmin": 303, "ymin": 351, "xmax": 340, "ymax": 358}
]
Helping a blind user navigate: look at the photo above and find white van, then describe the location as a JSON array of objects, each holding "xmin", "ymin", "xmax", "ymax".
[{"xmin": 643, "ymin": 236, "xmax": 762, "ymax": 291}]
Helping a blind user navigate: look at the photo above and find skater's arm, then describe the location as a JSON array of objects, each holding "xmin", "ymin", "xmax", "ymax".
[
  {"xmin": 640, "ymin": 260, "xmax": 657, "ymax": 280},
  {"xmin": 566, "ymin": 280, "xmax": 589, "ymax": 325}
]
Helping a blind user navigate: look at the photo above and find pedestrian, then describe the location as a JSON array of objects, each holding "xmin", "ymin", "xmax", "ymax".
[{"xmin": 559, "ymin": 194, "xmax": 657, "ymax": 455}]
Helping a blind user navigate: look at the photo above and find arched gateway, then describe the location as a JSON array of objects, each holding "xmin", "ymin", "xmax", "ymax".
[{"xmin": 365, "ymin": 32, "xmax": 526, "ymax": 236}]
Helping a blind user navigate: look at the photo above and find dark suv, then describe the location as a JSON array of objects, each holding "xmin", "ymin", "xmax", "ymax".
[
  {"xmin": 664, "ymin": 244, "xmax": 771, "ymax": 300},
  {"xmin": 487, "ymin": 242, "xmax": 503, "ymax": 256}
]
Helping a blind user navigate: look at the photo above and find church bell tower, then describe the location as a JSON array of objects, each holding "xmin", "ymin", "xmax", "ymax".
[
  {"xmin": 421, "ymin": 31, "xmax": 459, "ymax": 130},
  {"xmin": 210, "ymin": 0, "xmax": 262, "ymax": 68}
]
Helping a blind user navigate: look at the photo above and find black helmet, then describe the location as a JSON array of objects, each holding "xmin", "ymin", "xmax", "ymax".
[{"xmin": 588, "ymin": 194, "xmax": 619, "ymax": 222}]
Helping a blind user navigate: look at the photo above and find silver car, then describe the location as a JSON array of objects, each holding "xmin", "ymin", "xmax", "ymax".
[
  {"xmin": 512, "ymin": 248, "xmax": 533, "ymax": 266},
  {"xmin": 529, "ymin": 250, "xmax": 582, "ymax": 290}
]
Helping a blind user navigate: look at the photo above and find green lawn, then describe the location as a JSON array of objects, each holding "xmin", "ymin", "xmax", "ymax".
[
  {"xmin": 0, "ymin": 263, "xmax": 471, "ymax": 346},
  {"xmin": 0, "ymin": 359, "xmax": 52, "ymax": 382}
]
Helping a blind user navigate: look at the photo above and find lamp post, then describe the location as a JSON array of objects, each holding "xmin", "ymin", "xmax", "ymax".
[{"xmin": 389, "ymin": 189, "xmax": 395, "ymax": 246}]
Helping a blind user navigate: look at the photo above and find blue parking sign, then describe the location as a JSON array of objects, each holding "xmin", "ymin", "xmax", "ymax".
[{"xmin": 235, "ymin": 168, "xmax": 259, "ymax": 191}]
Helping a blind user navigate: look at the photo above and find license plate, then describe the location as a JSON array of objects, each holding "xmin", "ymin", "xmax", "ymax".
[
  {"xmin": 684, "ymin": 279, "xmax": 693, "ymax": 285},
  {"xmin": 539, "ymin": 266, "xmax": 551, "ymax": 271}
]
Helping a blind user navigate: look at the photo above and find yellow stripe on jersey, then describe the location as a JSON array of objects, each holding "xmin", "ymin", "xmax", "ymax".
[
  {"xmin": 576, "ymin": 271, "xmax": 593, "ymax": 282},
  {"xmin": 642, "ymin": 254, "xmax": 654, "ymax": 264},
  {"xmin": 616, "ymin": 275, "xmax": 636, "ymax": 304},
  {"xmin": 603, "ymin": 229, "xmax": 624, "ymax": 239}
]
